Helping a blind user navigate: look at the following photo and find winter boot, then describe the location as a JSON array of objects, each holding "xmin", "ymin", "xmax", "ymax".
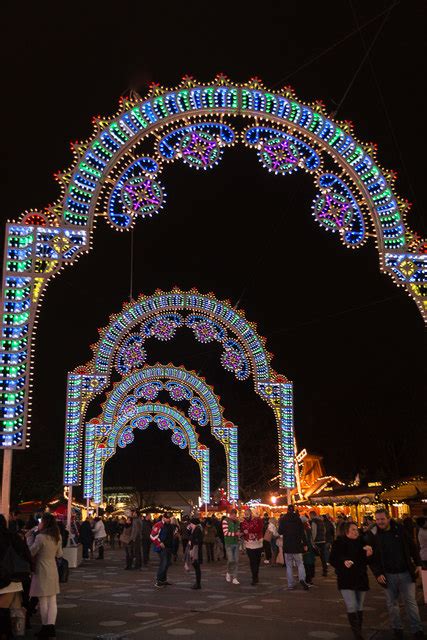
[
  {"xmin": 97, "ymin": 545, "xmax": 104, "ymax": 560},
  {"xmin": 347, "ymin": 612, "xmax": 364, "ymax": 639},
  {"xmin": 46, "ymin": 624, "xmax": 56, "ymax": 638},
  {"xmin": 357, "ymin": 611, "xmax": 363, "ymax": 630},
  {"xmin": 34, "ymin": 626, "xmax": 49, "ymax": 638}
]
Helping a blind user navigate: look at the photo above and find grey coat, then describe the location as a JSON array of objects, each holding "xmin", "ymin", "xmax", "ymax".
[{"xmin": 28, "ymin": 532, "xmax": 63, "ymax": 597}]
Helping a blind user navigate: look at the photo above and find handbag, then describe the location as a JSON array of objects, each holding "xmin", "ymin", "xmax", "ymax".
[
  {"xmin": 0, "ymin": 544, "xmax": 31, "ymax": 585},
  {"xmin": 56, "ymin": 557, "xmax": 69, "ymax": 583}
]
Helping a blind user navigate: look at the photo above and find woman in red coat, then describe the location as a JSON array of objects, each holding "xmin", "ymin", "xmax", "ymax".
[{"xmin": 240, "ymin": 509, "xmax": 263, "ymax": 585}]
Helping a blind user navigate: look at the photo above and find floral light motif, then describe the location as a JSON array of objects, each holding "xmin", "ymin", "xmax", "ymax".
[
  {"xmin": 116, "ymin": 334, "xmax": 146, "ymax": 374},
  {"xmin": 220, "ymin": 339, "xmax": 250, "ymax": 380},
  {"xmin": 120, "ymin": 177, "xmax": 164, "ymax": 217},
  {"xmin": 154, "ymin": 415, "xmax": 174, "ymax": 431},
  {"xmin": 171, "ymin": 428, "xmax": 187, "ymax": 449},
  {"xmin": 131, "ymin": 416, "xmax": 150, "ymax": 430},
  {"xmin": 136, "ymin": 382, "xmax": 162, "ymax": 401},
  {"xmin": 118, "ymin": 427, "xmax": 134, "ymax": 448},
  {"xmin": 312, "ymin": 173, "xmax": 365, "ymax": 247},
  {"xmin": 143, "ymin": 314, "xmax": 184, "ymax": 342},
  {"xmin": 188, "ymin": 398, "xmax": 208, "ymax": 426},
  {"xmin": 186, "ymin": 316, "xmax": 225, "ymax": 343},
  {"xmin": 259, "ymin": 137, "xmax": 301, "ymax": 175},
  {"xmin": 179, "ymin": 131, "xmax": 222, "ymax": 170},
  {"xmin": 166, "ymin": 382, "xmax": 193, "ymax": 402}
]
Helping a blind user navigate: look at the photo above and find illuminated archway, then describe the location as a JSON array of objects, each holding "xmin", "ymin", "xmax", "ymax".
[
  {"xmin": 1, "ymin": 76, "xmax": 425, "ymax": 451},
  {"xmin": 64, "ymin": 288, "xmax": 293, "ymax": 488},
  {"xmin": 85, "ymin": 403, "xmax": 210, "ymax": 504},
  {"xmin": 65, "ymin": 364, "xmax": 239, "ymax": 500}
]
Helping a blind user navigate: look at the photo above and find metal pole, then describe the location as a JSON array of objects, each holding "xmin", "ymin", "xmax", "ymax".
[
  {"xmin": 66, "ymin": 485, "xmax": 73, "ymax": 540},
  {"xmin": 1, "ymin": 449, "xmax": 13, "ymax": 522}
]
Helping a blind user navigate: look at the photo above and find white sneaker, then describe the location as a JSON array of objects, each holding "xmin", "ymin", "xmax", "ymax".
[
  {"xmin": 226, "ymin": 572, "xmax": 231, "ymax": 582},
  {"xmin": 264, "ymin": 560, "xmax": 270, "ymax": 564},
  {"xmin": 232, "ymin": 578, "xmax": 240, "ymax": 585}
]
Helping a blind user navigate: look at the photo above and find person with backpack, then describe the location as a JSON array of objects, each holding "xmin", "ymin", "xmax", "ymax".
[
  {"xmin": 26, "ymin": 513, "xmax": 63, "ymax": 639},
  {"xmin": 0, "ymin": 514, "xmax": 31, "ymax": 639}
]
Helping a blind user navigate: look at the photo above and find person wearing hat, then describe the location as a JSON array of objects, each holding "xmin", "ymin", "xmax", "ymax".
[
  {"xmin": 240, "ymin": 508, "xmax": 264, "ymax": 585},
  {"xmin": 188, "ymin": 518, "xmax": 203, "ymax": 589}
]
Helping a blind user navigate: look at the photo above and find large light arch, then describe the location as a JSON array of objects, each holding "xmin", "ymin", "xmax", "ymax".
[
  {"xmin": 64, "ymin": 364, "xmax": 239, "ymax": 500},
  {"xmin": 64, "ymin": 288, "xmax": 293, "ymax": 488},
  {"xmin": 85, "ymin": 403, "xmax": 210, "ymax": 504},
  {"xmin": 1, "ymin": 76, "xmax": 425, "ymax": 450}
]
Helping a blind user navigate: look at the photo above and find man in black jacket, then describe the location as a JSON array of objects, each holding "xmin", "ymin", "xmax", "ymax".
[
  {"xmin": 279, "ymin": 506, "xmax": 310, "ymax": 591},
  {"xmin": 368, "ymin": 509, "xmax": 424, "ymax": 639}
]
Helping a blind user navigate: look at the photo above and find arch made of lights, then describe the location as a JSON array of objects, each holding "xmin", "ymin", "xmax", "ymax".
[
  {"xmin": 64, "ymin": 288, "xmax": 293, "ymax": 489},
  {"xmin": 85, "ymin": 403, "xmax": 210, "ymax": 505},
  {"xmin": 1, "ymin": 76, "xmax": 424, "ymax": 451},
  {"xmin": 64, "ymin": 364, "xmax": 239, "ymax": 500}
]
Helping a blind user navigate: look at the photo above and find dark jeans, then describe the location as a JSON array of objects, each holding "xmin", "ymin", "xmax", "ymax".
[
  {"xmin": 142, "ymin": 538, "xmax": 151, "ymax": 565},
  {"xmin": 304, "ymin": 562, "xmax": 315, "ymax": 582},
  {"xmin": 182, "ymin": 538, "xmax": 189, "ymax": 555},
  {"xmin": 205, "ymin": 542, "xmax": 214, "ymax": 562},
  {"xmin": 263, "ymin": 540, "xmax": 272, "ymax": 561},
  {"xmin": 156, "ymin": 548, "xmax": 172, "ymax": 583},
  {"xmin": 246, "ymin": 547, "xmax": 262, "ymax": 581},
  {"xmin": 82, "ymin": 542, "xmax": 91, "ymax": 559},
  {"xmin": 193, "ymin": 560, "xmax": 201, "ymax": 587},
  {"xmin": 316, "ymin": 542, "xmax": 328, "ymax": 575}
]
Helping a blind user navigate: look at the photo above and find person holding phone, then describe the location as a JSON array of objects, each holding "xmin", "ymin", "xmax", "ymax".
[{"xmin": 329, "ymin": 521, "xmax": 373, "ymax": 639}]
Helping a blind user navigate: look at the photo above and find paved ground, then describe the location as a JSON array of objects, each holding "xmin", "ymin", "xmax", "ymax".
[{"xmin": 27, "ymin": 548, "xmax": 426, "ymax": 639}]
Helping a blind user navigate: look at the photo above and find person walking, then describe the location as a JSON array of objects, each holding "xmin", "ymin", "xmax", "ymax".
[
  {"xmin": 141, "ymin": 514, "xmax": 152, "ymax": 566},
  {"xmin": 267, "ymin": 517, "xmax": 279, "ymax": 565},
  {"xmin": 240, "ymin": 509, "xmax": 263, "ymax": 585},
  {"xmin": 92, "ymin": 516, "xmax": 106, "ymax": 560},
  {"xmin": 129, "ymin": 510, "xmax": 142, "ymax": 570},
  {"xmin": 222, "ymin": 509, "xmax": 240, "ymax": 584},
  {"xmin": 119, "ymin": 516, "xmax": 133, "ymax": 570},
  {"xmin": 203, "ymin": 518, "xmax": 216, "ymax": 563},
  {"xmin": 0, "ymin": 514, "xmax": 31, "ymax": 640},
  {"xmin": 151, "ymin": 513, "xmax": 175, "ymax": 588},
  {"xmin": 78, "ymin": 518, "xmax": 93, "ymax": 560},
  {"xmin": 368, "ymin": 509, "xmax": 424, "ymax": 639},
  {"xmin": 309, "ymin": 510, "xmax": 328, "ymax": 576},
  {"xmin": 329, "ymin": 521, "xmax": 373, "ymax": 639},
  {"xmin": 26, "ymin": 513, "xmax": 63, "ymax": 639},
  {"xmin": 279, "ymin": 505, "xmax": 309, "ymax": 591},
  {"xmin": 188, "ymin": 518, "xmax": 203, "ymax": 590},
  {"xmin": 301, "ymin": 515, "xmax": 316, "ymax": 584},
  {"xmin": 262, "ymin": 512, "xmax": 272, "ymax": 564}
]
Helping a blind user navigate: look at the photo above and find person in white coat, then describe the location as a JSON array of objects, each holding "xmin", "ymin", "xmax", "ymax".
[
  {"xmin": 92, "ymin": 517, "xmax": 106, "ymax": 560},
  {"xmin": 26, "ymin": 513, "xmax": 62, "ymax": 639}
]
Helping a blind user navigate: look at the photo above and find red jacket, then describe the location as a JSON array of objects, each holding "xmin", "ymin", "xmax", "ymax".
[
  {"xmin": 240, "ymin": 516, "xmax": 263, "ymax": 549},
  {"xmin": 150, "ymin": 521, "xmax": 163, "ymax": 551}
]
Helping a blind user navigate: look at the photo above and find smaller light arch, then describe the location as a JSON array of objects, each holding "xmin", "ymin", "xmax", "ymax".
[
  {"xmin": 85, "ymin": 403, "xmax": 210, "ymax": 505},
  {"xmin": 99, "ymin": 364, "xmax": 239, "ymax": 500}
]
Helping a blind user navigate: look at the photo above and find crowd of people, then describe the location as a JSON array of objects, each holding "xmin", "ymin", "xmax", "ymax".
[{"xmin": 0, "ymin": 506, "xmax": 426, "ymax": 639}]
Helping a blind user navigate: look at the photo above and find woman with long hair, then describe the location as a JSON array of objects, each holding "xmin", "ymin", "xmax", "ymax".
[
  {"xmin": 329, "ymin": 521, "xmax": 373, "ymax": 639},
  {"xmin": 0, "ymin": 513, "xmax": 31, "ymax": 639},
  {"xmin": 26, "ymin": 513, "xmax": 62, "ymax": 639}
]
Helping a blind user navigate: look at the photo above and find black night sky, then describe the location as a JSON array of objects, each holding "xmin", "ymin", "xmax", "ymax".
[{"xmin": 2, "ymin": 1, "xmax": 426, "ymax": 502}]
